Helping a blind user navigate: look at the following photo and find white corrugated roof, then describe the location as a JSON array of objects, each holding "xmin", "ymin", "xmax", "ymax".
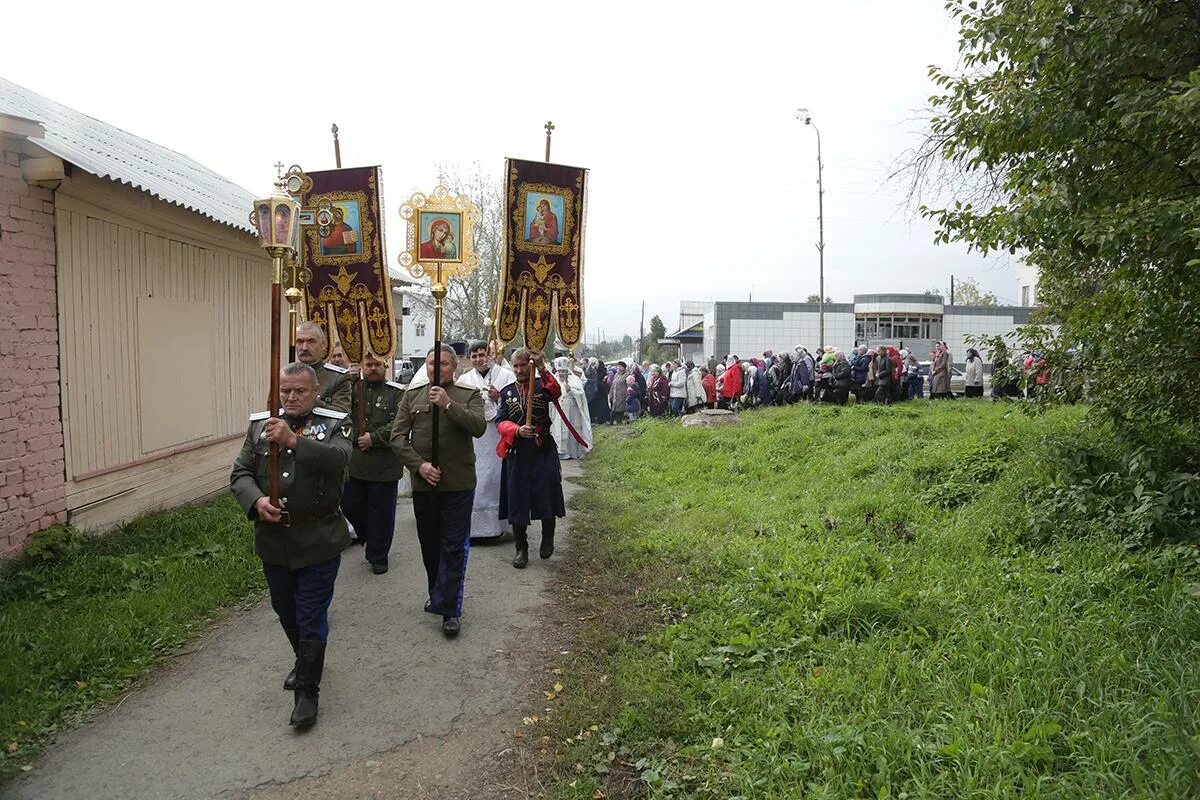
[{"xmin": 0, "ymin": 77, "xmax": 255, "ymax": 232}]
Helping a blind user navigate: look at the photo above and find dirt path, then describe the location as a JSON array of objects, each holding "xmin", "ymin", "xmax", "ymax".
[{"xmin": 2, "ymin": 463, "xmax": 584, "ymax": 800}]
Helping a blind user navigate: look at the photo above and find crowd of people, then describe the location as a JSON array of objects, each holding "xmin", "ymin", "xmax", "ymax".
[{"xmin": 580, "ymin": 341, "xmax": 1028, "ymax": 420}]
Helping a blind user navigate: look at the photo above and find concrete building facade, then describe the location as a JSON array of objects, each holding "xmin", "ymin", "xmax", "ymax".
[{"xmin": 680, "ymin": 294, "xmax": 1034, "ymax": 365}]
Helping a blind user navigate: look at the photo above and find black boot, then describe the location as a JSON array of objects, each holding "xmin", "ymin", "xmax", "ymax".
[
  {"xmin": 512, "ymin": 527, "xmax": 529, "ymax": 569},
  {"xmin": 289, "ymin": 639, "xmax": 326, "ymax": 727},
  {"xmin": 283, "ymin": 629, "xmax": 300, "ymax": 691},
  {"xmin": 539, "ymin": 520, "xmax": 556, "ymax": 560}
]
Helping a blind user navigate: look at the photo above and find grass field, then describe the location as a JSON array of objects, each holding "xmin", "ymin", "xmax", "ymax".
[
  {"xmin": 0, "ymin": 497, "xmax": 262, "ymax": 778},
  {"xmin": 546, "ymin": 402, "xmax": 1200, "ymax": 799}
]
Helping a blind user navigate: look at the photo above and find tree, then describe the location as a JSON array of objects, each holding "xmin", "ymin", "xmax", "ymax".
[
  {"xmin": 435, "ymin": 163, "xmax": 503, "ymax": 344},
  {"xmin": 805, "ymin": 294, "xmax": 833, "ymax": 304},
  {"xmin": 918, "ymin": 0, "xmax": 1200, "ymax": 433},
  {"xmin": 639, "ymin": 314, "xmax": 668, "ymax": 364},
  {"xmin": 947, "ymin": 277, "xmax": 998, "ymax": 306}
]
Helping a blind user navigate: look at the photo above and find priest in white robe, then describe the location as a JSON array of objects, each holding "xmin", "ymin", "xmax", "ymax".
[
  {"xmin": 458, "ymin": 341, "xmax": 516, "ymax": 538},
  {"xmin": 551, "ymin": 357, "xmax": 594, "ymax": 460}
]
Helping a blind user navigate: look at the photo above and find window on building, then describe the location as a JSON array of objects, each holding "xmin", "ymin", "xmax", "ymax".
[{"xmin": 415, "ymin": 323, "xmax": 426, "ymax": 337}]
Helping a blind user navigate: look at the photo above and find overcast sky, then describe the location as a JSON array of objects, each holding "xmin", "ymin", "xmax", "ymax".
[{"xmin": 1, "ymin": 0, "xmax": 1017, "ymax": 340}]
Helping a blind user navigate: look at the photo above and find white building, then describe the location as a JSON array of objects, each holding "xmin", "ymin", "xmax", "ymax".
[
  {"xmin": 1016, "ymin": 263, "xmax": 1040, "ymax": 307},
  {"xmin": 668, "ymin": 294, "xmax": 1036, "ymax": 366},
  {"xmin": 390, "ymin": 276, "xmax": 435, "ymax": 363}
]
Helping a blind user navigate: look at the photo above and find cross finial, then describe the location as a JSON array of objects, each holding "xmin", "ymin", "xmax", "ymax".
[
  {"xmin": 544, "ymin": 121, "xmax": 555, "ymax": 163},
  {"xmin": 274, "ymin": 161, "xmax": 285, "ymax": 179},
  {"xmin": 544, "ymin": 120, "xmax": 555, "ymax": 136}
]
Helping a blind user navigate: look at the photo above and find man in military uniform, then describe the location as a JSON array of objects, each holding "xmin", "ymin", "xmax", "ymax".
[
  {"xmin": 342, "ymin": 354, "xmax": 405, "ymax": 574},
  {"xmin": 230, "ymin": 362, "xmax": 352, "ymax": 728},
  {"xmin": 495, "ymin": 349, "xmax": 566, "ymax": 568},
  {"xmin": 295, "ymin": 320, "xmax": 353, "ymax": 412},
  {"xmin": 390, "ymin": 345, "xmax": 486, "ymax": 637}
]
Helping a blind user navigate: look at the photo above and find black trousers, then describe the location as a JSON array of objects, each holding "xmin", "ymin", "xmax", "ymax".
[
  {"xmin": 341, "ymin": 478, "xmax": 399, "ymax": 566},
  {"xmin": 412, "ymin": 489, "xmax": 474, "ymax": 617}
]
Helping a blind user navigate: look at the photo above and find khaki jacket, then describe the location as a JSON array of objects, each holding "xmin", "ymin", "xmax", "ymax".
[
  {"xmin": 349, "ymin": 379, "xmax": 405, "ymax": 482},
  {"xmin": 390, "ymin": 381, "xmax": 486, "ymax": 492},
  {"xmin": 311, "ymin": 359, "xmax": 353, "ymax": 412},
  {"xmin": 230, "ymin": 407, "xmax": 352, "ymax": 569}
]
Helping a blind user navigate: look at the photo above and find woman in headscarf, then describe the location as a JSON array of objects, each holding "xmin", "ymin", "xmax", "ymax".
[
  {"xmin": 874, "ymin": 347, "xmax": 894, "ymax": 404},
  {"xmin": 608, "ymin": 362, "xmax": 628, "ymax": 422},
  {"xmin": 832, "ymin": 351, "xmax": 852, "ymax": 405},
  {"xmin": 791, "ymin": 347, "xmax": 814, "ymax": 402},
  {"xmin": 863, "ymin": 348, "xmax": 878, "ymax": 402},
  {"xmin": 702, "ymin": 366, "xmax": 717, "ymax": 408},
  {"xmin": 719, "ymin": 355, "xmax": 742, "ymax": 409},
  {"xmin": 713, "ymin": 363, "xmax": 726, "ymax": 407},
  {"xmin": 964, "ymin": 348, "xmax": 984, "ymax": 398},
  {"xmin": 647, "ymin": 364, "xmax": 670, "ymax": 417},
  {"xmin": 904, "ymin": 353, "xmax": 924, "ymax": 399},
  {"xmin": 930, "ymin": 342, "xmax": 953, "ymax": 399}
]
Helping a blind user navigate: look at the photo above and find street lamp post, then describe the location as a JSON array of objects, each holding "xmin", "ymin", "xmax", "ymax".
[{"xmin": 795, "ymin": 108, "xmax": 825, "ymax": 348}]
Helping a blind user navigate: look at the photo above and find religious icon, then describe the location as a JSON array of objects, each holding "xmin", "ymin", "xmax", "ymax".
[
  {"xmin": 318, "ymin": 201, "xmax": 362, "ymax": 256},
  {"xmin": 523, "ymin": 192, "xmax": 564, "ymax": 245},
  {"xmin": 418, "ymin": 211, "xmax": 462, "ymax": 262},
  {"xmin": 272, "ymin": 204, "xmax": 292, "ymax": 245}
]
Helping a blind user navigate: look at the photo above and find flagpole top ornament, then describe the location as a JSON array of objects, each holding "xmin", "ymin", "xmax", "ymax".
[{"xmin": 544, "ymin": 121, "xmax": 555, "ymax": 135}]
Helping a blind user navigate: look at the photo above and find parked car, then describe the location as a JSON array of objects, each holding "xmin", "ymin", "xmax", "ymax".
[{"xmin": 393, "ymin": 358, "xmax": 415, "ymax": 385}]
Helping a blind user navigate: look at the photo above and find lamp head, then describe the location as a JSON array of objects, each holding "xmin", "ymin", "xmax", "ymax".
[
  {"xmin": 251, "ymin": 180, "xmax": 301, "ymax": 254},
  {"xmin": 795, "ymin": 107, "xmax": 813, "ymax": 125}
]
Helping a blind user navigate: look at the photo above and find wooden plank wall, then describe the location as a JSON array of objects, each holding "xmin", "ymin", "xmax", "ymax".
[{"xmin": 54, "ymin": 174, "xmax": 270, "ymax": 530}]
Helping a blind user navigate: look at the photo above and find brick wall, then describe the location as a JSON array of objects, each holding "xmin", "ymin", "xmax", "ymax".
[{"xmin": 0, "ymin": 139, "xmax": 66, "ymax": 558}]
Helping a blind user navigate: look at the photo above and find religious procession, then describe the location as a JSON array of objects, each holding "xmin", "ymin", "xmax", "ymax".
[
  {"xmin": 4, "ymin": 2, "xmax": 1196, "ymax": 796},
  {"xmin": 227, "ymin": 137, "xmax": 593, "ymax": 730}
]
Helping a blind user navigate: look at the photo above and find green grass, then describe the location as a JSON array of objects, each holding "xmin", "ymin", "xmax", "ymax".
[
  {"xmin": 545, "ymin": 402, "xmax": 1200, "ymax": 799},
  {"xmin": 0, "ymin": 497, "xmax": 263, "ymax": 778}
]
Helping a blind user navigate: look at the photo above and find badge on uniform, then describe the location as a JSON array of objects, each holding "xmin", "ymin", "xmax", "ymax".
[{"xmin": 341, "ymin": 425, "xmax": 352, "ymax": 438}]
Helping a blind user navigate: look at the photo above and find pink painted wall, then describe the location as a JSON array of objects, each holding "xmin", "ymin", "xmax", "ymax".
[{"xmin": 0, "ymin": 140, "xmax": 67, "ymax": 558}]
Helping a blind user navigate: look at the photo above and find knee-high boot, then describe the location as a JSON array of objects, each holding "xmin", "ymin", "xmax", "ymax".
[
  {"xmin": 539, "ymin": 518, "xmax": 556, "ymax": 560},
  {"xmin": 289, "ymin": 639, "xmax": 326, "ymax": 727},
  {"xmin": 283, "ymin": 628, "xmax": 300, "ymax": 691},
  {"xmin": 512, "ymin": 525, "xmax": 529, "ymax": 569}
]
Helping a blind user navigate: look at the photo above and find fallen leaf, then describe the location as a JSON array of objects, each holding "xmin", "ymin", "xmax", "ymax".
[
  {"xmin": 593, "ymin": 791, "xmax": 607, "ymax": 799},
  {"xmin": 6, "ymin": 742, "xmax": 18, "ymax": 754},
  {"xmin": 553, "ymin": 683, "xmax": 564, "ymax": 693},
  {"xmin": 544, "ymin": 690, "xmax": 557, "ymax": 700},
  {"xmin": 712, "ymin": 737, "xmax": 725, "ymax": 749}
]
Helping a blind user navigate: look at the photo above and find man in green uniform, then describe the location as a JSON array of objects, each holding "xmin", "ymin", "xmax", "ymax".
[
  {"xmin": 342, "ymin": 354, "xmax": 405, "ymax": 573},
  {"xmin": 295, "ymin": 320, "xmax": 353, "ymax": 412},
  {"xmin": 391, "ymin": 345, "xmax": 486, "ymax": 637},
  {"xmin": 230, "ymin": 362, "xmax": 351, "ymax": 727}
]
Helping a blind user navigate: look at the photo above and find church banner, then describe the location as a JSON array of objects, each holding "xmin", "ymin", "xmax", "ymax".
[
  {"xmin": 498, "ymin": 158, "xmax": 587, "ymax": 351},
  {"xmin": 297, "ymin": 166, "xmax": 395, "ymax": 362}
]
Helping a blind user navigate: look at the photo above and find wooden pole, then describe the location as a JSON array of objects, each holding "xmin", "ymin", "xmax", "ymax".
[
  {"xmin": 431, "ymin": 263, "xmax": 446, "ymax": 468},
  {"xmin": 268, "ymin": 250, "xmax": 284, "ymax": 505},
  {"xmin": 332, "ymin": 124, "xmax": 342, "ymax": 169}
]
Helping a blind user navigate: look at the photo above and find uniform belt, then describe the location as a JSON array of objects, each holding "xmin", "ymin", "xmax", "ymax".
[{"xmin": 273, "ymin": 509, "xmax": 340, "ymax": 528}]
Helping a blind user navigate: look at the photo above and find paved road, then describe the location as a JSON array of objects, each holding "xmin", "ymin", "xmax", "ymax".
[{"xmin": 3, "ymin": 463, "xmax": 582, "ymax": 800}]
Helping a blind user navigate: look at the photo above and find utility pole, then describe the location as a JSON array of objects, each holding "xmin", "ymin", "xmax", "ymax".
[
  {"xmin": 637, "ymin": 300, "xmax": 645, "ymax": 362},
  {"xmin": 796, "ymin": 108, "xmax": 825, "ymax": 347},
  {"xmin": 950, "ymin": 274, "xmax": 956, "ymax": 306}
]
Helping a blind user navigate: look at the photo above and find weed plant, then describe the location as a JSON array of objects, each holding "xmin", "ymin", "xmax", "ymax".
[
  {"xmin": 0, "ymin": 498, "xmax": 261, "ymax": 777},
  {"xmin": 547, "ymin": 402, "xmax": 1200, "ymax": 799}
]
